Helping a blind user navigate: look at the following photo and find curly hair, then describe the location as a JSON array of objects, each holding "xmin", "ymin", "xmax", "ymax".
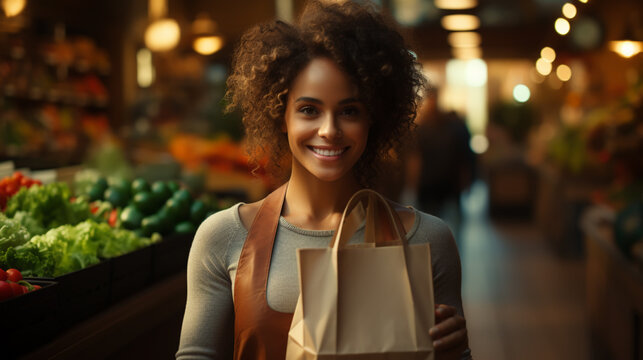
[{"xmin": 226, "ymin": 0, "xmax": 426, "ymax": 186}]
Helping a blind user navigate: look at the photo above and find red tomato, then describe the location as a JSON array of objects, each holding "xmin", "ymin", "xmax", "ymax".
[
  {"xmin": 21, "ymin": 285, "xmax": 28, "ymax": 294},
  {"xmin": 108, "ymin": 209, "xmax": 118, "ymax": 227},
  {"xmin": 5, "ymin": 184, "xmax": 17, "ymax": 195},
  {"xmin": 0, "ymin": 268, "xmax": 6, "ymax": 281},
  {"xmin": 0, "ymin": 281, "xmax": 12, "ymax": 301},
  {"xmin": 20, "ymin": 177, "xmax": 31, "ymax": 187},
  {"xmin": 32, "ymin": 285, "xmax": 42, "ymax": 291},
  {"xmin": 12, "ymin": 171, "xmax": 23, "ymax": 180},
  {"xmin": 8, "ymin": 282, "xmax": 22, "ymax": 297},
  {"xmin": 5, "ymin": 268, "xmax": 22, "ymax": 282}
]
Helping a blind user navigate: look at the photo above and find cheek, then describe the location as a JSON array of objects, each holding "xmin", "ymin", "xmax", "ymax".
[
  {"xmin": 285, "ymin": 120, "xmax": 313, "ymax": 150},
  {"xmin": 349, "ymin": 122, "xmax": 370, "ymax": 145}
]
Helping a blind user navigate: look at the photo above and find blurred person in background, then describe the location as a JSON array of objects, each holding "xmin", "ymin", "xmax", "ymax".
[
  {"xmin": 176, "ymin": 1, "xmax": 470, "ymax": 359},
  {"xmin": 406, "ymin": 92, "xmax": 476, "ymax": 236}
]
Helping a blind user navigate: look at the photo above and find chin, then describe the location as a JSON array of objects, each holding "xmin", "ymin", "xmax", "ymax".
[{"xmin": 308, "ymin": 168, "xmax": 354, "ymax": 184}]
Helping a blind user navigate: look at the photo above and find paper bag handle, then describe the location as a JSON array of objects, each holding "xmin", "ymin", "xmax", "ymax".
[{"xmin": 331, "ymin": 189, "xmax": 407, "ymax": 249}]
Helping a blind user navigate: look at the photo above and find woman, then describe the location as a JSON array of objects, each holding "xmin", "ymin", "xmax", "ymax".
[{"xmin": 176, "ymin": 1, "xmax": 470, "ymax": 359}]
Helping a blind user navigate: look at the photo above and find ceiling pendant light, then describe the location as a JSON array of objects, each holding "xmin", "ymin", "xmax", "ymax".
[
  {"xmin": 441, "ymin": 14, "xmax": 480, "ymax": 31},
  {"xmin": 1, "ymin": 0, "xmax": 26, "ymax": 17},
  {"xmin": 144, "ymin": 0, "xmax": 181, "ymax": 52},
  {"xmin": 434, "ymin": 0, "xmax": 477, "ymax": 10},
  {"xmin": 608, "ymin": 19, "xmax": 642, "ymax": 58},
  {"xmin": 192, "ymin": 12, "xmax": 224, "ymax": 55}
]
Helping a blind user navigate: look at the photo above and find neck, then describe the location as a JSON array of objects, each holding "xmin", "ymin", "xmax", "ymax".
[{"xmin": 282, "ymin": 163, "xmax": 362, "ymax": 230}]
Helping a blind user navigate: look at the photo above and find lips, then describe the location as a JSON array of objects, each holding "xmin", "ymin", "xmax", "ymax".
[{"xmin": 308, "ymin": 146, "xmax": 348, "ymax": 157}]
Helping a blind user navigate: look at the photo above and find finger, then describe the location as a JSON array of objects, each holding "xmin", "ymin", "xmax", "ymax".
[
  {"xmin": 429, "ymin": 315, "xmax": 466, "ymax": 339},
  {"xmin": 433, "ymin": 327, "xmax": 468, "ymax": 351},
  {"xmin": 435, "ymin": 304, "xmax": 457, "ymax": 322}
]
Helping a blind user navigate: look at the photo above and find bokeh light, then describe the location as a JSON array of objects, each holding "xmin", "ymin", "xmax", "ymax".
[
  {"xmin": 556, "ymin": 64, "xmax": 572, "ymax": 81},
  {"xmin": 434, "ymin": 0, "xmax": 477, "ymax": 10},
  {"xmin": 513, "ymin": 84, "xmax": 531, "ymax": 103},
  {"xmin": 136, "ymin": 48, "xmax": 154, "ymax": 88},
  {"xmin": 193, "ymin": 36, "xmax": 224, "ymax": 55},
  {"xmin": 466, "ymin": 59, "xmax": 487, "ymax": 87},
  {"xmin": 555, "ymin": 18, "xmax": 570, "ymax": 35},
  {"xmin": 1, "ymin": 0, "xmax": 26, "ymax": 17},
  {"xmin": 441, "ymin": 14, "xmax": 480, "ymax": 31},
  {"xmin": 609, "ymin": 40, "xmax": 643, "ymax": 58},
  {"xmin": 536, "ymin": 58, "xmax": 553, "ymax": 76},
  {"xmin": 540, "ymin": 47, "xmax": 556, "ymax": 62},
  {"xmin": 448, "ymin": 32, "xmax": 482, "ymax": 48},
  {"xmin": 470, "ymin": 134, "xmax": 489, "ymax": 154},
  {"xmin": 562, "ymin": 3, "xmax": 577, "ymax": 19},
  {"xmin": 453, "ymin": 47, "xmax": 483, "ymax": 60},
  {"xmin": 144, "ymin": 19, "xmax": 181, "ymax": 52}
]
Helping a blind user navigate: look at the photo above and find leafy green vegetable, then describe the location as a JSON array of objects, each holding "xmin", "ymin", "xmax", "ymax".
[
  {"xmin": 30, "ymin": 223, "xmax": 101, "ymax": 276},
  {"xmin": 11, "ymin": 210, "xmax": 46, "ymax": 236},
  {"xmin": 5, "ymin": 182, "xmax": 92, "ymax": 231},
  {"xmin": 2, "ymin": 243, "xmax": 56, "ymax": 278},
  {"xmin": 1, "ymin": 219, "xmax": 160, "ymax": 277},
  {"xmin": 0, "ymin": 213, "xmax": 31, "ymax": 253},
  {"xmin": 100, "ymin": 226, "xmax": 160, "ymax": 258}
]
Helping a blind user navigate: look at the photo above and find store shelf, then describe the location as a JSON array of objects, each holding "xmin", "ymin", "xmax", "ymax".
[
  {"xmin": 2, "ymin": 91, "xmax": 109, "ymax": 110},
  {"xmin": 585, "ymin": 223, "xmax": 643, "ymax": 360},
  {"xmin": 21, "ymin": 270, "xmax": 187, "ymax": 360},
  {"xmin": 537, "ymin": 165, "xmax": 609, "ymax": 258}
]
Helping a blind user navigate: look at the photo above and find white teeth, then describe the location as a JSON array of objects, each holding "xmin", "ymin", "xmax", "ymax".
[{"xmin": 311, "ymin": 147, "xmax": 345, "ymax": 156}]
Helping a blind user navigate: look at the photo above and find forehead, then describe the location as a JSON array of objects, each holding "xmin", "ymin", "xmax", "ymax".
[{"xmin": 289, "ymin": 57, "xmax": 359, "ymax": 101}]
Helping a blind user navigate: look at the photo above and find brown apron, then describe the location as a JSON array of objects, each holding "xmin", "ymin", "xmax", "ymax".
[{"xmin": 233, "ymin": 183, "xmax": 293, "ymax": 360}]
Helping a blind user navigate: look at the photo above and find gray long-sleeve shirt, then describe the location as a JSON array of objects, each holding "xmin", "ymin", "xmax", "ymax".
[{"xmin": 176, "ymin": 203, "xmax": 468, "ymax": 359}]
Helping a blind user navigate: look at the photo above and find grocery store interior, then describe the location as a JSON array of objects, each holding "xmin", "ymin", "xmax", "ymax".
[{"xmin": 0, "ymin": 0, "xmax": 641, "ymax": 359}]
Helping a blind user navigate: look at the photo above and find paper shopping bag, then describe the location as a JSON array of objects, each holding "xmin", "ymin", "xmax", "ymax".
[{"xmin": 286, "ymin": 190, "xmax": 435, "ymax": 359}]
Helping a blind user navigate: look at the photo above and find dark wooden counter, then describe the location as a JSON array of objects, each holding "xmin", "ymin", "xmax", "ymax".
[
  {"xmin": 585, "ymin": 225, "xmax": 643, "ymax": 360},
  {"xmin": 21, "ymin": 271, "xmax": 187, "ymax": 360}
]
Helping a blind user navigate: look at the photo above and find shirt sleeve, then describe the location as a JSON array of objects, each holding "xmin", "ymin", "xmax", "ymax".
[
  {"xmin": 429, "ymin": 220, "xmax": 464, "ymax": 316},
  {"xmin": 176, "ymin": 209, "xmax": 238, "ymax": 360},
  {"xmin": 411, "ymin": 212, "xmax": 472, "ymax": 360}
]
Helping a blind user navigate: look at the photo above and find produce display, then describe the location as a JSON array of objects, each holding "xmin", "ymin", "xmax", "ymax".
[
  {"xmin": 0, "ymin": 213, "xmax": 31, "ymax": 253},
  {"xmin": 0, "ymin": 178, "xmax": 160, "ymax": 278},
  {"xmin": 78, "ymin": 176, "xmax": 215, "ymax": 237},
  {"xmin": 0, "ymin": 166, "xmax": 223, "ymax": 350},
  {"xmin": 5, "ymin": 182, "xmax": 92, "ymax": 235},
  {"xmin": 0, "ymin": 267, "xmax": 42, "ymax": 301},
  {"xmin": 0, "ymin": 172, "xmax": 42, "ymax": 211},
  {"xmin": 2, "ymin": 219, "xmax": 159, "ymax": 277}
]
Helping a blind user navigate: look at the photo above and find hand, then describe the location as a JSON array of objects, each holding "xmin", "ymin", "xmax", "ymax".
[{"xmin": 429, "ymin": 304, "xmax": 468, "ymax": 360}]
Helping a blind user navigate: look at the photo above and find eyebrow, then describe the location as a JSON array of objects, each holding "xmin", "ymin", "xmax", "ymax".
[{"xmin": 294, "ymin": 97, "xmax": 360, "ymax": 105}]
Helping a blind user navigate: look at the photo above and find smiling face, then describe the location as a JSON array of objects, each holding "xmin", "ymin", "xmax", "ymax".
[{"xmin": 283, "ymin": 57, "xmax": 370, "ymax": 184}]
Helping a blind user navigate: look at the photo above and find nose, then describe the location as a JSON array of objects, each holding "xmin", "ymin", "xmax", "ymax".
[{"xmin": 318, "ymin": 113, "xmax": 341, "ymax": 140}]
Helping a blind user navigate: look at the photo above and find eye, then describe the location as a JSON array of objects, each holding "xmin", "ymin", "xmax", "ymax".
[
  {"xmin": 298, "ymin": 105, "xmax": 318, "ymax": 116},
  {"xmin": 340, "ymin": 106, "xmax": 360, "ymax": 117}
]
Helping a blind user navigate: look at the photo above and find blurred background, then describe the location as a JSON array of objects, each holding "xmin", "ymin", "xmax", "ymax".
[{"xmin": 0, "ymin": 0, "xmax": 641, "ymax": 359}]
